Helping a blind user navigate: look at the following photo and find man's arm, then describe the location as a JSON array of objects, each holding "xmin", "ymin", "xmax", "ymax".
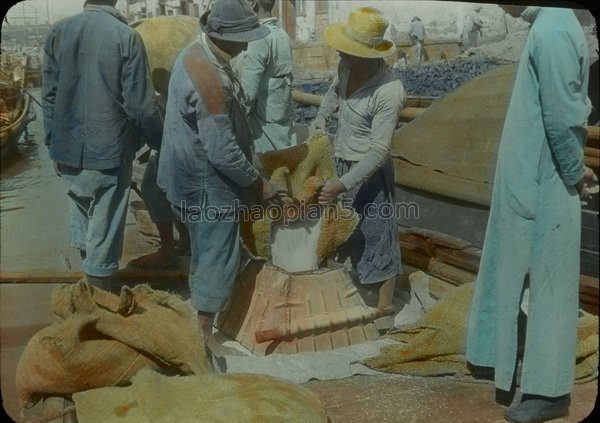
[
  {"xmin": 121, "ymin": 32, "xmax": 163, "ymax": 150},
  {"xmin": 534, "ymin": 27, "xmax": 588, "ymax": 186},
  {"xmin": 41, "ymin": 31, "xmax": 58, "ymax": 147},
  {"xmin": 238, "ymin": 39, "xmax": 268, "ymax": 111},
  {"xmin": 310, "ymin": 75, "xmax": 340, "ymax": 134},
  {"xmin": 200, "ymin": 112, "xmax": 260, "ymax": 187}
]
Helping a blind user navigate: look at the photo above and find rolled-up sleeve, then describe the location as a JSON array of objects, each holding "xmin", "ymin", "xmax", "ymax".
[{"xmin": 534, "ymin": 28, "xmax": 587, "ymax": 186}]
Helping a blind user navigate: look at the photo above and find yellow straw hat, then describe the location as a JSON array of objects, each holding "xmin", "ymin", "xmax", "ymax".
[{"xmin": 324, "ymin": 7, "xmax": 396, "ymax": 58}]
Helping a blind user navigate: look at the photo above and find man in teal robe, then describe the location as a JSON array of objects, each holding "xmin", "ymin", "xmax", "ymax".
[{"xmin": 466, "ymin": 6, "xmax": 596, "ymax": 423}]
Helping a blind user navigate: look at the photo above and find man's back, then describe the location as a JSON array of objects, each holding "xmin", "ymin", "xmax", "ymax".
[{"xmin": 43, "ymin": 4, "xmax": 160, "ymax": 170}]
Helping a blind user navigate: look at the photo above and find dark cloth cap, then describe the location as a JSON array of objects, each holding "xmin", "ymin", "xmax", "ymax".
[{"xmin": 200, "ymin": 0, "xmax": 269, "ymax": 42}]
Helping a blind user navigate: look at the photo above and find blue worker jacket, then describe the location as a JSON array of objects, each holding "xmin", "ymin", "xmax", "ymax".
[
  {"xmin": 157, "ymin": 35, "xmax": 259, "ymax": 210},
  {"xmin": 42, "ymin": 5, "xmax": 162, "ymax": 170}
]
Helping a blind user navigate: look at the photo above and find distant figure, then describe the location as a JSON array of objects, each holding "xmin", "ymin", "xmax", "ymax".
[
  {"xmin": 42, "ymin": 0, "xmax": 162, "ymax": 291},
  {"xmin": 236, "ymin": 0, "xmax": 295, "ymax": 152},
  {"xmin": 392, "ymin": 51, "xmax": 408, "ymax": 71},
  {"xmin": 407, "ymin": 16, "xmax": 425, "ymax": 66},
  {"xmin": 463, "ymin": 6, "xmax": 484, "ymax": 49},
  {"xmin": 467, "ymin": 6, "xmax": 596, "ymax": 423}
]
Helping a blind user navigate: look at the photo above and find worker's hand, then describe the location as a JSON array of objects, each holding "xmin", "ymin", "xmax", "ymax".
[
  {"xmin": 318, "ymin": 179, "xmax": 346, "ymax": 204},
  {"xmin": 309, "ymin": 115, "xmax": 326, "ymax": 136},
  {"xmin": 254, "ymin": 176, "xmax": 283, "ymax": 205},
  {"xmin": 577, "ymin": 166, "xmax": 599, "ymax": 201}
]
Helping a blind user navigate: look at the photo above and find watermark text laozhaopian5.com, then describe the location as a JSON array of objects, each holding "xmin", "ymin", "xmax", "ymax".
[{"xmin": 179, "ymin": 199, "xmax": 419, "ymax": 224}]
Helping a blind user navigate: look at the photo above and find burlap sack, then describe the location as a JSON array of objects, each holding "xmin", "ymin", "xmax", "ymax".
[
  {"xmin": 364, "ymin": 282, "xmax": 599, "ymax": 382},
  {"xmin": 241, "ymin": 132, "xmax": 359, "ymax": 262},
  {"xmin": 15, "ymin": 280, "xmax": 209, "ymax": 409},
  {"xmin": 73, "ymin": 368, "xmax": 328, "ymax": 423},
  {"xmin": 131, "ymin": 15, "xmax": 199, "ymax": 93}
]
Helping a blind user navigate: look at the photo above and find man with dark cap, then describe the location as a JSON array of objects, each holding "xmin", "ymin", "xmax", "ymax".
[
  {"xmin": 157, "ymin": 0, "xmax": 280, "ymax": 345},
  {"xmin": 42, "ymin": 0, "xmax": 163, "ymax": 291}
]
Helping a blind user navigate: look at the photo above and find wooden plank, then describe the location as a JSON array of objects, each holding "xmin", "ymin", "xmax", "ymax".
[
  {"xmin": 401, "ymin": 248, "xmax": 477, "ymax": 286},
  {"xmin": 584, "ymin": 155, "xmax": 599, "ymax": 169},
  {"xmin": 580, "ymin": 301, "xmax": 598, "ymax": 316},
  {"xmin": 435, "ymin": 247, "xmax": 482, "ymax": 273},
  {"xmin": 580, "ymin": 275, "xmax": 599, "ymax": 297},
  {"xmin": 403, "ymin": 227, "xmax": 472, "ymax": 250},
  {"xmin": 586, "ymin": 126, "xmax": 599, "ymax": 149},
  {"xmin": 399, "ymin": 232, "xmax": 436, "ymax": 257},
  {"xmin": 579, "ymin": 293, "xmax": 598, "ymax": 305}
]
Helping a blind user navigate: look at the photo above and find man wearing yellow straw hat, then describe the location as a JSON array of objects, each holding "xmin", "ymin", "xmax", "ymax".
[{"xmin": 310, "ymin": 7, "xmax": 406, "ymax": 329}]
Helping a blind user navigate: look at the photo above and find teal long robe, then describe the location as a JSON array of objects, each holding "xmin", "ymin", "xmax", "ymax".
[{"xmin": 466, "ymin": 7, "xmax": 590, "ymax": 397}]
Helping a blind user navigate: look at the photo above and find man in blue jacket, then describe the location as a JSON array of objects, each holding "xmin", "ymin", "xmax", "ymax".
[{"xmin": 42, "ymin": 0, "xmax": 162, "ymax": 291}]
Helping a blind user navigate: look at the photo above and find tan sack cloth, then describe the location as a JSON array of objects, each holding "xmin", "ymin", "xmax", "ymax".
[
  {"xmin": 73, "ymin": 368, "xmax": 328, "ymax": 423},
  {"xmin": 364, "ymin": 282, "xmax": 599, "ymax": 382},
  {"xmin": 131, "ymin": 15, "xmax": 199, "ymax": 92},
  {"xmin": 15, "ymin": 280, "xmax": 209, "ymax": 409},
  {"xmin": 241, "ymin": 132, "xmax": 359, "ymax": 261},
  {"xmin": 391, "ymin": 64, "xmax": 518, "ymax": 206}
]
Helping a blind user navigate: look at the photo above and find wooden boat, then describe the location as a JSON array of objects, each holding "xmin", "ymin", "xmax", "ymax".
[{"xmin": 1, "ymin": 54, "xmax": 36, "ymax": 157}]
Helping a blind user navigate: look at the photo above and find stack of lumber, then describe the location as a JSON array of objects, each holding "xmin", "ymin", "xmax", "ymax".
[
  {"xmin": 399, "ymin": 227, "xmax": 598, "ymax": 315},
  {"xmin": 585, "ymin": 126, "xmax": 599, "ymax": 174}
]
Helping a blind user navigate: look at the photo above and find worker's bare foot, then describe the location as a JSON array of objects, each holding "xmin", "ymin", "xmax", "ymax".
[{"xmin": 129, "ymin": 250, "xmax": 178, "ymax": 269}]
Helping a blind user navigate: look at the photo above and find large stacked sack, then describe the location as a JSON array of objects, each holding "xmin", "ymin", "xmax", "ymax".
[
  {"xmin": 15, "ymin": 280, "xmax": 209, "ymax": 410},
  {"xmin": 72, "ymin": 368, "xmax": 328, "ymax": 422},
  {"xmin": 131, "ymin": 15, "xmax": 199, "ymax": 92}
]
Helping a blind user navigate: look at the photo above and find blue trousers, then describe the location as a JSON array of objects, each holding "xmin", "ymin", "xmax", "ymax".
[
  {"xmin": 60, "ymin": 162, "xmax": 132, "ymax": 278},
  {"xmin": 176, "ymin": 205, "xmax": 241, "ymax": 313},
  {"xmin": 335, "ymin": 158, "xmax": 402, "ymax": 284}
]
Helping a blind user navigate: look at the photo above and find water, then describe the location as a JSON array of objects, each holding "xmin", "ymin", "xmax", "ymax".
[{"xmin": 0, "ymin": 88, "xmax": 82, "ymax": 274}]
